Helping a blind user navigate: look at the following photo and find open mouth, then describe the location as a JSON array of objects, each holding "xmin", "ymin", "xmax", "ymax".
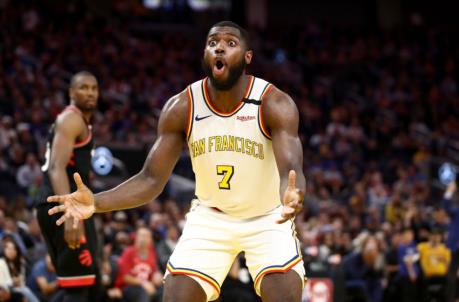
[
  {"xmin": 213, "ymin": 59, "xmax": 226, "ymax": 76},
  {"xmin": 216, "ymin": 60, "xmax": 224, "ymax": 70}
]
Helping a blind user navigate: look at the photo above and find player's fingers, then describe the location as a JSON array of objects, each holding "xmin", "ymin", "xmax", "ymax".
[
  {"xmin": 73, "ymin": 232, "xmax": 80, "ymax": 249},
  {"xmin": 73, "ymin": 216, "xmax": 80, "ymax": 229},
  {"xmin": 48, "ymin": 205, "xmax": 67, "ymax": 215},
  {"xmin": 283, "ymin": 206, "xmax": 295, "ymax": 215},
  {"xmin": 47, "ymin": 195, "xmax": 67, "ymax": 203},
  {"xmin": 276, "ymin": 203, "xmax": 298, "ymax": 223},
  {"xmin": 73, "ymin": 173, "xmax": 85, "ymax": 190},
  {"xmin": 276, "ymin": 215, "xmax": 291, "ymax": 224},
  {"xmin": 289, "ymin": 199, "xmax": 303, "ymax": 212},
  {"xmin": 56, "ymin": 211, "xmax": 71, "ymax": 226},
  {"xmin": 295, "ymin": 188, "xmax": 305, "ymax": 200},
  {"xmin": 287, "ymin": 170, "xmax": 296, "ymax": 189},
  {"xmin": 276, "ymin": 216, "xmax": 288, "ymax": 224},
  {"xmin": 68, "ymin": 239, "xmax": 76, "ymax": 250},
  {"xmin": 288, "ymin": 198, "xmax": 299, "ymax": 207}
]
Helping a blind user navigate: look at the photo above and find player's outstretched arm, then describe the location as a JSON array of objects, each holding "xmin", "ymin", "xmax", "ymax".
[
  {"xmin": 262, "ymin": 86, "xmax": 306, "ymax": 223},
  {"xmin": 48, "ymin": 93, "xmax": 188, "ymax": 225}
]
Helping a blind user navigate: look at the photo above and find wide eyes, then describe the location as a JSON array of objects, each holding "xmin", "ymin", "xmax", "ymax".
[{"xmin": 208, "ymin": 40, "xmax": 237, "ymax": 47}]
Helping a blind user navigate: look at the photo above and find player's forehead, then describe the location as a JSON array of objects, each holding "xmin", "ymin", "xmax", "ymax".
[
  {"xmin": 73, "ymin": 75, "xmax": 98, "ymax": 87},
  {"xmin": 207, "ymin": 26, "xmax": 242, "ymax": 40}
]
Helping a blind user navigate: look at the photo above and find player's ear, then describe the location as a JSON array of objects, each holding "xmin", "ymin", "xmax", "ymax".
[{"xmin": 245, "ymin": 50, "xmax": 253, "ymax": 65}]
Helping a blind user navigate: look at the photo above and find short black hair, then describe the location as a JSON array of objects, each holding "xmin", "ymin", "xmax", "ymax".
[
  {"xmin": 209, "ymin": 21, "xmax": 251, "ymax": 50},
  {"xmin": 430, "ymin": 226, "xmax": 444, "ymax": 234},
  {"xmin": 70, "ymin": 70, "xmax": 96, "ymax": 88}
]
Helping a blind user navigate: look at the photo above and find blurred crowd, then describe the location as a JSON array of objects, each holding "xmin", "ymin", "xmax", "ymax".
[{"xmin": 1, "ymin": 1, "xmax": 459, "ymax": 302}]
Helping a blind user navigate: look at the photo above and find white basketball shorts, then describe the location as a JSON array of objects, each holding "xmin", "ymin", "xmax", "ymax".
[{"xmin": 165, "ymin": 200, "xmax": 305, "ymax": 301}]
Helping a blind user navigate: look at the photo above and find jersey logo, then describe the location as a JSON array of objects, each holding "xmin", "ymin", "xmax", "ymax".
[
  {"xmin": 195, "ymin": 115, "xmax": 212, "ymax": 121},
  {"xmin": 242, "ymin": 98, "xmax": 261, "ymax": 105},
  {"xmin": 237, "ymin": 116, "xmax": 256, "ymax": 122},
  {"xmin": 79, "ymin": 249, "xmax": 93, "ymax": 267}
]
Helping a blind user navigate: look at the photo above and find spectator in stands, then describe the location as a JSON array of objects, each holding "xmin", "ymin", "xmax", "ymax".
[
  {"xmin": 100, "ymin": 248, "xmax": 123, "ymax": 301},
  {"xmin": 383, "ymin": 230, "xmax": 402, "ymax": 302},
  {"xmin": 115, "ymin": 227, "xmax": 163, "ymax": 302},
  {"xmin": 0, "ymin": 116, "xmax": 15, "ymax": 152},
  {"xmin": 417, "ymin": 227, "xmax": 451, "ymax": 302},
  {"xmin": 397, "ymin": 228, "xmax": 420, "ymax": 302},
  {"xmin": 343, "ymin": 235, "xmax": 384, "ymax": 302},
  {"xmin": 0, "ymin": 210, "xmax": 5, "ymax": 238},
  {"xmin": 156, "ymin": 225, "xmax": 179, "ymax": 272},
  {"xmin": 441, "ymin": 182, "xmax": 459, "ymax": 302},
  {"xmin": 0, "ymin": 235, "xmax": 39, "ymax": 302},
  {"xmin": 104, "ymin": 211, "xmax": 133, "ymax": 257},
  {"xmin": 26, "ymin": 254, "xmax": 59, "ymax": 301},
  {"xmin": 15, "ymin": 153, "xmax": 42, "ymax": 192}
]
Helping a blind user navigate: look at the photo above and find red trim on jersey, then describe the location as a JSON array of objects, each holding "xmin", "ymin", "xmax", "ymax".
[
  {"xmin": 74, "ymin": 128, "xmax": 92, "ymax": 148},
  {"xmin": 259, "ymin": 84, "xmax": 273, "ymax": 139},
  {"xmin": 57, "ymin": 275, "xmax": 96, "ymax": 287},
  {"xmin": 203, "ymin": 75, "xmax": 254, "ymax": 116},
  {"xmin": 62, "ymin": 105, "xmax": 83, "ymax": 116},
  {"xmin": 210, "ymin": 207, "xmax": 223, "ymax": 213},
  {"xmin": 68, "ymin": 152, "xmax": 75, "ymax": 166}
]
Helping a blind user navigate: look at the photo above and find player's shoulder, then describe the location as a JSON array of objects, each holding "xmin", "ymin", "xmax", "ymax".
[
  {"xmin": 158, "ymin": 88, "xmax": 190, "ymax": 132},
  {"xmin": 259, "ymin": 82, "xmax": 299, "ymax": 130},
  {"xmin": 55, "ymin": 108, "xmax": 86, "ymax": 130},
  {"xmin": 262, "ymin": 83, "xmax": 298, "ymax": 118},
  {"xmin": 160, "ymin": 88, "xmax": 191, "ymax": 122},
  {"xmin": 263, "ymin": 84, "xmax": 295, "ymax": 106},
  {"xmin": 162, "ymin": 89, "xmax": 189, "ymax": 113}
]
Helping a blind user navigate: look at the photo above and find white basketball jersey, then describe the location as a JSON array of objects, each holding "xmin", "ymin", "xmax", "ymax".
[{"xmin": 186, "ymin": 76, "xmax": 281, "ymax": 218}]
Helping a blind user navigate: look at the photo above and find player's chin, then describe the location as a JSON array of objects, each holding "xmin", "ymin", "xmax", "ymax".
[
  {"xmin": 211, "ymin": 75, "xmax": 230, "ymax": 87},
  {"xmin": 212, "ymin": 70, "xmax": 228, "ymax": 81},
  {"xmin": 85, "ymin": 103, "xmax": 97, "ymax": 111}
]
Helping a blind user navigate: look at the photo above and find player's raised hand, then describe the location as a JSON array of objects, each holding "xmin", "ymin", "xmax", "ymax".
[
  {"xmin": 447, "ymin": 181, "xmax": 457, "ymax": 195},
  {"xmin": 47, "ymin": 173, "xmax": 95, "ymax": 228},
  {"xmin": 277, "ymin": 170, "xmax": 304, "ymax": 224}
]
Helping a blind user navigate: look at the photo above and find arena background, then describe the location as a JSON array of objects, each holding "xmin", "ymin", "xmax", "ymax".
[{"xmin": 1, "ymin": 0, "xmax": 459, "ymax": 301}]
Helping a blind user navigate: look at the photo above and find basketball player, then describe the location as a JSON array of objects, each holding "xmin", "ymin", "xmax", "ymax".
[
  {"xmin": 36, "ymin": 71, "xmax": 100, "ymax": 301},
  {"xmin": 48, "ymin": 21, "xmax": 305, "ymax": 302}
]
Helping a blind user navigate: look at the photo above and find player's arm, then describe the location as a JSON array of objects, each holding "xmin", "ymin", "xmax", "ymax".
[
  {"xmin": 48, "ymin": 112, "xmax": 84, "ymax": 196},
  {"xmin": 262, "ymin": 86, "xmax": 305, "ymax": 223},
  {"xmin": 49, "ymin": 112, "xmax": 87, "ymax": 248},
  {"xmin": 93, "ymin": 93, "xmax": 186, "ymax": 212}
]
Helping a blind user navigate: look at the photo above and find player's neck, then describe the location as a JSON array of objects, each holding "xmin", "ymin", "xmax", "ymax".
[
  {"xmin": 69, "ymin": 104, "xmax": 92, "ymax": 123},
  {"xmin": 207, "ymin": 74, "xmax": 250, "ymax": 113},
  {"xmin": 81, "ymin": 111, "xmax": 92, "ymax": 123}
]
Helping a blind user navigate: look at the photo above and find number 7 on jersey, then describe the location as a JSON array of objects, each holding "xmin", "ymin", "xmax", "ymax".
[{"xmin": 216, "ymin": 165, "xmax": 234, "ymax": 190}]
